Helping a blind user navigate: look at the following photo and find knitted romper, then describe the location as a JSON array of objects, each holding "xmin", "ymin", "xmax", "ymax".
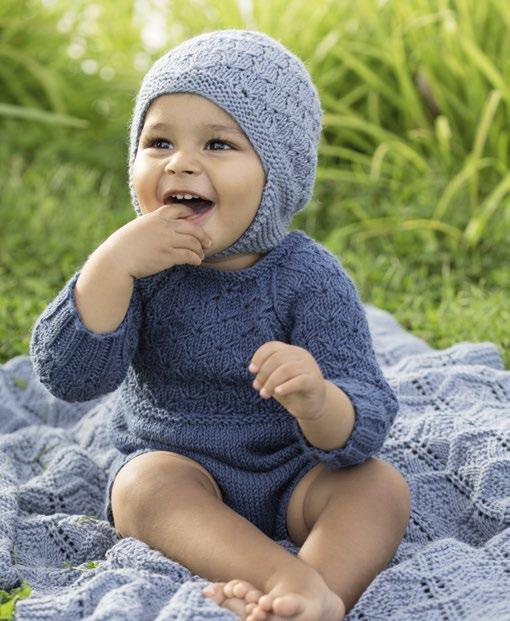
[{"xmin": 30, "ymin": 229, "xmax": 399, "ymax": 542}]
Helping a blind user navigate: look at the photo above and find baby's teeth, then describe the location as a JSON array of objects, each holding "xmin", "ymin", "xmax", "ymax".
[{"xmin": 171, "ymin": 192, "xmax": 204, "ymax": 200}]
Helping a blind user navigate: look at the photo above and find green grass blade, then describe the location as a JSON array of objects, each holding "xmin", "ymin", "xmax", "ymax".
[
  {"xmin": 319, "ymin": 144, "xmax": 378, "ymax": 168},
  {"xmin": 316, "ymin": 167, "xmax": 387, "ymax": 186},
  {"xmin": 463, "ymin": 174, "xmax": 510, "ymax": 248},
  {"xmin": 433, "ymin": 157, "xmax": 494, "ymax": 220},
  {"xmin": 0, "ymin": 103, "xmax": 89, "ymax": 128},
  {"xmin": 332, "ymin": 44, "xmax": 406, "ymax": 110},
  {"xmin": 472, "ymin": 90, "xmax": 502, "ymax": 161},
  {"xmin": 469, "ymin": 89, "xmax": 503, "ymax": 214},
  {"xmin": 325, "ymin": 216, "xmax": 463, "ymax": 244},
  {"xmin": 370, "ymin": 143, "xmax": 391, "ymax": 181},
  {"xmin": 459, "ymin": 37, "xmax": 510, "ymax": 102},
  {"xmin": 323, "ymin": 113, "xmax": 430, "ymax": 172},
  {"xmin": 0, "ymin": 47, "xmax": 66, "ymax": 112}
]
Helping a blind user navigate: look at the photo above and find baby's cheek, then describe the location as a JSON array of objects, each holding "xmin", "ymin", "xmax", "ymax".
[
  {"xmin": 132, "ymin": 154, "xmax": 154, "ymax": 191},
  {"xmin": 132, "ymin": 182, "xmax": 155, "ymax": 214}
]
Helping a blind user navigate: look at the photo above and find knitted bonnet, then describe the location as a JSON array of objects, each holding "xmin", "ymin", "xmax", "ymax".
[{"xmin": 128, "ymin": 29, "xmax": 323, "ymax": 259}]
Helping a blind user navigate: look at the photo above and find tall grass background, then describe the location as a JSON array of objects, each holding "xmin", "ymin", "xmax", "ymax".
[{"xmin": 1, "ymin": 0, "xmax": 508, "ymax": 366}]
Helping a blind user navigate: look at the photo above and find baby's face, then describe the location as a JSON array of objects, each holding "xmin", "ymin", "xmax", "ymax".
[{"xmin": 133, "ymin": 93, "xmax": 267, "ymax": 271}]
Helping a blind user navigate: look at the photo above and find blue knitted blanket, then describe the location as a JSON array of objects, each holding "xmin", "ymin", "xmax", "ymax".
[{"xmin": 1, "ymin": 304, "xmax": 509, "ymax": 620}]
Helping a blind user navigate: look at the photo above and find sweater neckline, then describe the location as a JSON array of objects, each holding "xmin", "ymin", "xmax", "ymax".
[{"xmin": 171, "ymin": 229, "xmax": 305, "ymax": 281}]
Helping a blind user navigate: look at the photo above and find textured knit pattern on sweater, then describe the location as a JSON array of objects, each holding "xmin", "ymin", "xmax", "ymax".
[
  {"xmin": 1, "ymin": 281, "xmax": 509, "ymax": 618},
  {"xmin": 29, "ymin": 229, "xmax": 400, "ymax": 539},
  {"xmin": 29, "ymin": 230, "xmax": 399, "ymax": 488}
]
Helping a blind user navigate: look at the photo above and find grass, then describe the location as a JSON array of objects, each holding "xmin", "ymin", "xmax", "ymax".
[
  {"xmin": 0, "ymin": 580, "xmax": 32, "ymax": 621},
  {"xmin": 0, "ymin": 0, "xmax": 509, "ymax": 369},
  {"xmin": 1, "ymin": 149, "xmax": 508, "ymax": 370}
]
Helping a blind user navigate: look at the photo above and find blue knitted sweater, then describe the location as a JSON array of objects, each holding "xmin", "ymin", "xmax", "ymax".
[{"xmin": 29, "ymin": 229, "xmax": 399, "ymax": 472}]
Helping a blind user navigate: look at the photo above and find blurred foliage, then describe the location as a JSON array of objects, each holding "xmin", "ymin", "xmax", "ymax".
[
  {"xmin": 0, "ymin": 0, "xmax": 144, "ymax": 178},
  {"xmin": 1, "ymin": 0, "xmax": 509, "ymax": 249},
  {"xmin": 0, "ymin": 0, "xmax": 508, "ymax": 366}
]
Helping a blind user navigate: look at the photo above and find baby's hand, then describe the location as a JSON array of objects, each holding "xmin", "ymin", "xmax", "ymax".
[
  {"xmin": 248, "ymin": 341, "xmax": 327, "ymax": 420},
  {"xmin": 100, "ymin": 204, "xmax": 213, "ymax": 279}
]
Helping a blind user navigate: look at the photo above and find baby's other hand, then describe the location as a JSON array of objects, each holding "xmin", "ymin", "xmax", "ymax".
[{"xmin": 249, "ymin": 341, "xmax": 327, "ymax": 420}]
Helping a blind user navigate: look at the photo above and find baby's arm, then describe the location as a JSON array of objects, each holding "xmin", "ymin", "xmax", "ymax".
[
  {"xmin": 29, "ymin": 248, "xmax": 143, "ymax": 403},
  {"xmin": 67, "ymin": 201, "xmax": 209, "ymax": 335},
  {"xmin": 286, "ymin": 255, "xmax": 399, "ymax": 469},
  {"xmin": 30, "ymin": 203, "xmax": 211, "ymax": 403},
  {"xmin": 73, "ymin": 244, "xmax": 136, "ymax": 334}
]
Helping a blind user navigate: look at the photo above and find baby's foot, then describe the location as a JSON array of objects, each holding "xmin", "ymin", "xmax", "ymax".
[
  {"xmin": 202, "ymin": 580, "xmax": 264, "ymax": 620},
  {"xmin": 248, "ymin": 572, "xmax": 345, "ymax": 621}
]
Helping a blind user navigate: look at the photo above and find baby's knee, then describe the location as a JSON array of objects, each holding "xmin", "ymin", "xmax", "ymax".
[
  {"xmin": 109, "ymin": 460, "xmax": 166, "ymax": 538},
  {"xmin": 370, "ymin": 458, "xmax": 412, "ymax": 522},
  {"xmin": 110, "ymin": 452, "xmax": 218, "ymax": 538}
]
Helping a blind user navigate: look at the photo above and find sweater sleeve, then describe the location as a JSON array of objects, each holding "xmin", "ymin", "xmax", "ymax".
[
  {"xmin": 288, "ymin": 255, "xmax": 399, "ymax": 469},
  {"xmin": 29, "ymin": 270, "xmax": 143, "ymax": 403}
]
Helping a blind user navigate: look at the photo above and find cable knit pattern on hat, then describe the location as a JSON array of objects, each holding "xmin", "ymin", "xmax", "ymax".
[
  {"xmin": 127, "ymin": 29, "xmax": 323, "ymax": 259},
  {"xmin": 30, "ymin": 231, "xmax": 398, "ymax": 484}
]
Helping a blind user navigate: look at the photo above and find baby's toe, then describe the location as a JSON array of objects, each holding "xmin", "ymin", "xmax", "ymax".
[
  {"xmin": 224, "ymin": 579, "xmax": 250, "ymax": 598},
  {"xmin": 257, "ymin": 593, "xmax": 275, "ymax": 611},
  {"xmin": 202, "ymin": 582, "xmax": 227, "ymax": 604},
  {"xmin": 244, "ymin": 586, "xmax": 266, "ymax": 618},
  {"xmin": 233, "ymin": 581, "xmax": 251, "ymax": 598},
  {"xmin": 224, "ymin": 579, "xmax": 264, "ymax": 602},
  {"xmin": 247, "ymin": 608, "xmax": 268, "ymax": 621},
  {"xmin": 245, "ymin": 587, "xmax": 265, "ymax": 603}
]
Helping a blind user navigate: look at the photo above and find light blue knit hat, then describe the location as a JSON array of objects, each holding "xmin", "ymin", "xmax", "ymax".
[{"xmin": 128, "ymin": 29, "xmax": 323, "ymax": 259}]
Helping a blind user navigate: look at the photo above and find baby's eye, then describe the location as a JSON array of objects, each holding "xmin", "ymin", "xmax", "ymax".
[
  {"xmin": 146, "ymin": 137, "xmax": 233, "ymax": 150},
  {"xmin": 150, "ymin": 137, "xmax": 170, "ymax": 149},
  {"xmin": 207, "ymin": 138, "xmax": 233, "ymax": 150}
]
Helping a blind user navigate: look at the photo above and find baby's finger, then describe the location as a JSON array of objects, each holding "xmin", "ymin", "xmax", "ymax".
[
  {"xmin": 248, "ymin": 341, "xmax": 285, "ymax": 374},
  {"xmin": 185, "ymin": 220, "xmax": 213, "ymax": 250},
  {"xmin": 170, "ymin": 212, "xmax": 213, "ymax": 250},
  {"xmin": 255, "ymin": 362, "xmax": 300, "ymax": 399}
]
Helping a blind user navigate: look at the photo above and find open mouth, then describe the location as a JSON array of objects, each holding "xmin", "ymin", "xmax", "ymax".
[{"xmin": 164, "ymin": 195, "xmax": 215, "ymax": 214}]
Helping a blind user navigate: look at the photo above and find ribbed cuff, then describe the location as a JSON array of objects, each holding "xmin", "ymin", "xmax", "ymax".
[
  {"xmin": 293, "ymin": 376, "xmax": 398, "ymax": 469},
  {"xmin": 30, "ymin": 271, "xmax": 142, "ymax": 402}
]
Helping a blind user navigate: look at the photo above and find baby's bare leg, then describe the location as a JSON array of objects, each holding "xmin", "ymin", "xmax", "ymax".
[
  {"xmin": 297, "ymin": 459, "xmax": 411, "ymax": 612},
  {"xmin": 245, "ymin": 459, "xmax": 411, "ymax": 620},
  {"xmin": 114, "ymin": 464, "xmax": 321, "ymax": 604}
]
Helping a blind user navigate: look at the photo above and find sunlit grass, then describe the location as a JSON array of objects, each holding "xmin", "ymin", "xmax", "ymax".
[
  {"xmin": 1, "ymin": 151, "xmax": 507, "ymax": 368},
  {"xmin": 0, "ymin": 0, "xmax": 509, "ymax": 370}
]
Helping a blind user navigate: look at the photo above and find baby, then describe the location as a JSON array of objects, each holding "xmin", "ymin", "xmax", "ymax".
[{"xmin": 30, "ymin": 30, "xmax": 411, "ymax": 621}]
